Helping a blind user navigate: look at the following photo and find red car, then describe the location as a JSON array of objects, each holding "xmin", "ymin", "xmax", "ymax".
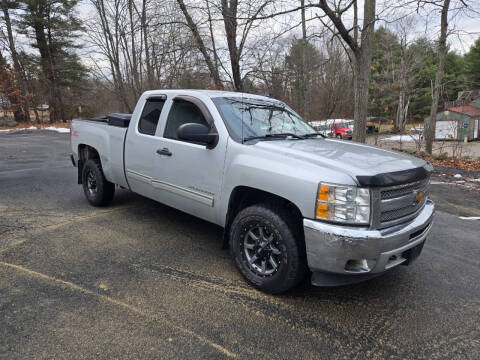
[{"xmin": 330, "ymin": 122, "xmax": 353, "ymax": 140}]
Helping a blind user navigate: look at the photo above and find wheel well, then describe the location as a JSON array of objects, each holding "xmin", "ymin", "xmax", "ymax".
[
  {"xmin": 222, "ymin": 186, "xmax": 304, "ymax": 248},
  {"xmin": 77, "ymin": 144, "xmax": 101, "ymax": 184}
]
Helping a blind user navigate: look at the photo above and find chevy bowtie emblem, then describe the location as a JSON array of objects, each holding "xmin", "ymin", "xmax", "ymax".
[{"xmin": 414, "ymin": 191, "xmax": 424, "ymax": 205}]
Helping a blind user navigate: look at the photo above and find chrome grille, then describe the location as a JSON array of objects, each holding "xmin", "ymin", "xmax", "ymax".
[{"xmin": 378, "ymin": 178, "xmax": 429, "ymax": 226}]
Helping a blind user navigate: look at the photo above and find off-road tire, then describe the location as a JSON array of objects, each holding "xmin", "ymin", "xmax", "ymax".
[
  {"xmin": 229, "ymin": 204, "xmax": 307, "ymax": 294},
  {"xmin": 82, "ymin": 159, "xmax": 115, "ymax": 206}
]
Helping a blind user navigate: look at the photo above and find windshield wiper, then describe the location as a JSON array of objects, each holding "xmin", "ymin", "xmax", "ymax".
[
  {"xmin": 302, "ymin": 132, "xmax": 326, "ymax": 138},
  {"xmin": 243, "ymin": 133, "xmax": 305, "ymax": 142}
]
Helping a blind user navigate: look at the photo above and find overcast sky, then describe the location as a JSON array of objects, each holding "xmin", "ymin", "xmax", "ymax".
[{"xmin": 74, "ymin": 0, "xmax": 480, "ymax": 59}]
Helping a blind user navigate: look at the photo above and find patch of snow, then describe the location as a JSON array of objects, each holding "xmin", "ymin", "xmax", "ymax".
[
  {"xmin": 381, "ymin": 134, "xmax": 422, "ymax": 142},
  {"xmin": 0, "ymin": 126, "xmax": 37, "ymax": 132},
  {"xmin": 44, "ymin": 126, "xmax": 70, "ymax": 133},
  {"xmin": 410, "ymin": 126, "xmax": 424, "ymax": 131},
  {"xmin": 454, "ymin": 174, "xmax": 462, "ymax": 178},
  {"xmin": 0, "ymin": 125, "xmax": 70, "ymax": 133}
]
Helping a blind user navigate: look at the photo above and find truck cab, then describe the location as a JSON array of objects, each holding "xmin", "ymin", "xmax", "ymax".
[{"xmin": 330, "ymin": 122, "xmax": 353, "ymax": 140}]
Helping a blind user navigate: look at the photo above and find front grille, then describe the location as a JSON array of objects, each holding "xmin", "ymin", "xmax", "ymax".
[
  {"xmin": 378, "ymin": 178, "xmax": 429, "ymax": 225},
  {"xmin": 381, "ymin": 179, "xmax": 428, "ymax": 200},
  {"xmin": 381, "ymin": 203, "xmax": 423, "ymax": 222}
]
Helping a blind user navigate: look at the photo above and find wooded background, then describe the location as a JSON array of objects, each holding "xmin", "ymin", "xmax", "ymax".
[{"xmin": 1, "ymin": 0, "xmax": 480, "ymax": 151}]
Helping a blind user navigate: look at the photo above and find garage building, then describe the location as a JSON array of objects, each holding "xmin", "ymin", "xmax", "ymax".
[{"xmin": 425, "ymin": 99, "xmax": 480, "ymax": 141}]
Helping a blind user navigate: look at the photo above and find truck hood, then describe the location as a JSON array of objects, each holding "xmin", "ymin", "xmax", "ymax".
[{"xmin": 254, "ymin": 138, "xmax": 427, "ymax": 184}]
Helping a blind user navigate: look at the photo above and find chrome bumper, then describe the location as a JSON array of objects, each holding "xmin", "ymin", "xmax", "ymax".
[{"xmin": 303, "ymin": 200, "xmax": 435, "ymax": 277}]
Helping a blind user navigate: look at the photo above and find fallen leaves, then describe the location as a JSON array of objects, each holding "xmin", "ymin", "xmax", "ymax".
[{"xmin": 424, "ymin": 156, "xmax": 480, "ymax": 172}]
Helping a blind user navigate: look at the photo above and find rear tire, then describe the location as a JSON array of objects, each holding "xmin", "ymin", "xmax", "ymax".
[
  {"xmin": 82, "ymin": 159, "xmax": 115, "ymax": 206},
  {"xmin": 229, "ymin": 204, "xmax": 307, "ymax": 294},
  {"xmin": 336, "ymin": 134, "xmax": 342, "ymax": 139}
]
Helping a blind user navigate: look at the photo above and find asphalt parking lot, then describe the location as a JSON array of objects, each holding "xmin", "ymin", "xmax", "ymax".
[{"xmin": 1, "ymin": 131, "xmax": 479, "ymax": 359}]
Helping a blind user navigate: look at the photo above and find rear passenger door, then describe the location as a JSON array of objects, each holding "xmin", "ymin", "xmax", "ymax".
[
  {"xmin": 152, "ymin": 96, "xmax": 227, "ymax": 224},
  {"xmin": 124, "ymin": 95, "xmax": 166, "ymax": 198}
]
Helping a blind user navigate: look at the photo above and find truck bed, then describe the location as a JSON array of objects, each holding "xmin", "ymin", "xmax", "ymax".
[
  {"xmin": 71, "ymin": 114, "xmax": 131, "ymax": 189},
  {"xmin": 78, "ymin": 113, "xmax": 132, "ymax": 128}
]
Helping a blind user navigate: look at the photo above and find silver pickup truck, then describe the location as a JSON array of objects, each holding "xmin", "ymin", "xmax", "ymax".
[{"xmin": 71, "ymin": 90, "xmax": 434, "ymax": 293}]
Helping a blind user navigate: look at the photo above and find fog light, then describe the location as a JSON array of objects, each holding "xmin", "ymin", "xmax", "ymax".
[{"xmin": 344, "ymin": 259, "xmax": 376, "ymax": 273}]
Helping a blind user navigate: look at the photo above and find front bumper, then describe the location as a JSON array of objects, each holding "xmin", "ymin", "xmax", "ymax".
[{"xmin": 304, "ymin": 200, "xmax": 434, "ymax": 284}]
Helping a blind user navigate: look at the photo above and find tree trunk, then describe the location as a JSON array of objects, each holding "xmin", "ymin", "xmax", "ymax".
[
  {"xmin": 403, "ymin": 97, "xmax": 410, "ymax": 130},
  {"xmin": 206, "ymin": 0, "xmax": 220, "ymax": 88},
  {"xmin": 141, "ymin": 0, "xmax": 154, "ymax": 89},
  {"xmin": 396, "ymin": 91, "xmax": 405, "ymax": 131},
  {"xmin": 318, "ymin": 0, "xmax": 375, "ymax": 143},
  {"xmin": 46, "ymin": 24, "xmax": 66, "ymax": 122},
  {"xmin": 300, "ymin": 0, "xmax": 307, "ymax": 118},
  {"xmin": 352, "ymin": 0, "xmax": 375, "ymax": 143},
  {"xmin": 127, "ymin": 0, "xmax": 140, "ymax": 95},
  {"xmin": 33, "ymin": 22, "xmax": 60, "ymax": 123},
  {"xmin": 353, "ymin": 54, "xmax": 370, "ymax": 143},
  {"xmin": 426, "ymin": 0, "xmax": 450, "ymax": 154},
  {"xmin": 1, "ymin": 0, "xmax": 30, "ymax": 122},
  {"xmin": 222, "ymin": 0, "xmax": 242, "ymax": 91}
]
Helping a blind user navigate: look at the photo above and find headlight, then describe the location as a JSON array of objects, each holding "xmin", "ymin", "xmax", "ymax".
[{"xmin": 316, "ymin": 183, "xmax": 370, "ymax": 224}]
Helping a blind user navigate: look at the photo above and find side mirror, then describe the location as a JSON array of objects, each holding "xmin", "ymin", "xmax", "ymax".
[{"xmin": 177, "ymin": 123, "xmax": 218, "ymax": 148}]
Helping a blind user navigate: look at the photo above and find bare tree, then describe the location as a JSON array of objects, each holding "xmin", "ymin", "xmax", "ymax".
[
  {"xmin": 317, "ymin": 0, "xmax": 377, "ymax": 143},
  {"xmin": 176, "ymin": 0, "xmax": 222, "ymax": 88},
  {"xmin": 425, "ymin": 0, "xmax": 450, "ymax": 154},
  {"xmin": 395, "ymin": 17, "xmax": 417, "ymax": 132},
  {"xmin": 176, "ymin": 0, "xmax": 275, "ymax": 91}
]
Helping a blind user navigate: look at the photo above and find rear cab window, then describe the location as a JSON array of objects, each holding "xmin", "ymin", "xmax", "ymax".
[{"xmin": 138, "ymin": 97, "xmax": 166, "ymax": 135}]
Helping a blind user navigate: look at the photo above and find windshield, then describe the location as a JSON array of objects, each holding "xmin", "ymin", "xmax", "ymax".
[
  {"xmin": 334, "ymin": 123, "xmax": 348, "ymax": 129},
  {"xmin": 213, "ymin": 97, "xmax": 316, "ymax": 142}
]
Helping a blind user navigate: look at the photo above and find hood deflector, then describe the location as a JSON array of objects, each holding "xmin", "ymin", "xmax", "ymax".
[{"xmin": 356, "ymin": 167, "xmax": 430, "ymax": 187}]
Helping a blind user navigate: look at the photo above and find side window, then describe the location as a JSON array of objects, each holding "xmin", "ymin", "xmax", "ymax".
[
  {"xmin": 138, "ymin": 98, "xmax": 165, "ymax": 135},
  {"xmin": 164, "ymin": 99, "xmax": 209, "ymax": 140}
]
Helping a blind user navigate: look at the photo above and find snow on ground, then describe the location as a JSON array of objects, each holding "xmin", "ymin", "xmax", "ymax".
[
  {"xmin": 410, "ymin": 126, "xmax": 424, "ymax": 132},
  {"xmin": 0, "ymin": 126, "xmax": 69, "ymax": 134},
  {"xmin": 44, "ymin": 126, "xmax": 70, "ymax": 133},
  {"xmin": 381, "ymin": 134, "xmax": 422, "ymax": 142}
]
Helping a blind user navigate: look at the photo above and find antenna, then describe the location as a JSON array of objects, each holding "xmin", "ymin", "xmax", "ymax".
[{"xmin": 241, "ymin": 90, "xmax": 244, "ymax": 144}]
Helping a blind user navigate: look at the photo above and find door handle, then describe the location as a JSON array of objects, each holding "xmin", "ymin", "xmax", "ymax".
[{"xmin": 156, "ymin": 148, "xmax": 172, "ymax": 156}]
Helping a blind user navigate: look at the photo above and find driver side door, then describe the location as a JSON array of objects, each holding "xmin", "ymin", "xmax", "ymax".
[{"xmin": 151, "ymin": 96, "xmax": 227, "ymax": 224}]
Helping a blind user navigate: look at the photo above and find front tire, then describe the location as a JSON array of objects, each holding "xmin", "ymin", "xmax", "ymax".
[
  {"xmin": 229, "ymin": 204, "xmax": 307, "ymax": 294},
  {"xmin": 82, "ymin": 159, "xmax": 115, "ymax": 206}
]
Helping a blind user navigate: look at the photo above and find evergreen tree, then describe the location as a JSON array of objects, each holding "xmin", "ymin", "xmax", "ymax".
[
  {"xmin": 369, "ymin": 27, "xmax": 401, "ymax": 120},
  {"xmin": 285, "ymin": 39, "xmax": 322, "ymax": 120},
  {"xmin": 18, "ymin": 0, "xmax": 86, "ymax": 122},
  {"xmin": 464, "ymin": 37, "xmax": 480, "ymax": 88}
]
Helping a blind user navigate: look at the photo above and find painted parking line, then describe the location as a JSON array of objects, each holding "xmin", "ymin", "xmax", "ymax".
[
  {"xmin": 458, "ymin": 216, "xmax": 480, "ymax": 220},
  {"xmin": 0, "ymin": 166, "xmax": 70, "ymax": 175}
]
